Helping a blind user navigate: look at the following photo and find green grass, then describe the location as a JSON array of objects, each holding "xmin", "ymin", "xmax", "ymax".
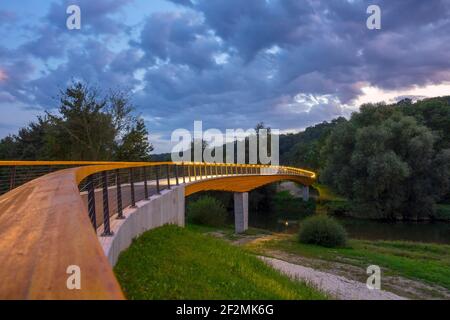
[
  {"xmin": 114, "ymin": 225, "xmax": 327, "ymax": 300},
  {"xmin": 246, "ymin": 235, "xmax": 450, "ymax": 290}
]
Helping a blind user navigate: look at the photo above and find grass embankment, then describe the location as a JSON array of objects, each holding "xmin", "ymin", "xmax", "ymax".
[
  {"xmin": 246, "ymin": 235, "xmax": 450, "ymax": 290},
  {"xmin": 114, "ymin": 224, "xmax": 327, "ymax": 300}
]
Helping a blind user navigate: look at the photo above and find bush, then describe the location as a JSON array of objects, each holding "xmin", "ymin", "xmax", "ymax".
[
  {"xmin": 298, "ymin": 215, "xmax": 347, "ymax": 247},
  {"xmin": 187, "ymin": 196, "xmax": 227, "ymax": 227}
]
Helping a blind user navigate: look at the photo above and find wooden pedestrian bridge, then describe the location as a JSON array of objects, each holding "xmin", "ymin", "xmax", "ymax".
[{"xmin": 0, "ymin": 161, "xmax": 315, "ymax": 299}]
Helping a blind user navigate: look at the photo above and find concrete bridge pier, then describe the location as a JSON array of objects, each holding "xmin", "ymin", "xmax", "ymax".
[
  {"xmin": 302, "ymin": 185, "xmax": 310, "ymax": 201},
  {"xmin": 234, "ymin": 192, "xmax": 248, "ymax": 233}
]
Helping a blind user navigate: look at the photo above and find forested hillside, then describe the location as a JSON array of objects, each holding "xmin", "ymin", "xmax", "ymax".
[{"xmin": 283, "ymin": 97, "xmax": 450, "ymax": 220}]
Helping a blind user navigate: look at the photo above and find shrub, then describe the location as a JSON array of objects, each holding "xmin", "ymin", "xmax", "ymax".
[
  {"xmin": 187, "ymin": 196, "xmax": 227, "ymax": 227},
  {"xmin": 298, "ymin": 215, "xmax": 347, "ymax": 247}
]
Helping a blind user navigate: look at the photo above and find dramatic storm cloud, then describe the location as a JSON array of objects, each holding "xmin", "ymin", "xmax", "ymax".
[{"xmin": 0, "ymin": 0, "xmax": 449, "ymax": 152}]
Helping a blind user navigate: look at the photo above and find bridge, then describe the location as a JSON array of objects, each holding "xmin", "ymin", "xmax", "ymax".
[{"xmin": 0, "ymin": 161, "xmax": 315, "ymax": 299}]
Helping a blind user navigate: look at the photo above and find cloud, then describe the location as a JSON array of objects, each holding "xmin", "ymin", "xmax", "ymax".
[
  {"xmin": 137, "ymin": 11, "xmax": 223, "ymax": 71},
  {"xmin": 0, "ymin": 10, "xmax": 17, "ymax": 25},
  {"xmin": 0, "ymin": 69, "xmax": 7, "ymax": 82},
  {"xmin": 1, "ymin": 0, "xmax": 450, "ymax": 153},
  {"xmin": 46, "ymin": 0, "xmax": 133, "ymax": 34}
]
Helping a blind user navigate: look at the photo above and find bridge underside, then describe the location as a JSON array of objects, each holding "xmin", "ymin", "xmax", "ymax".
[{"xmin": 185, "ymin": 174, "xmax": 314, "ymax": 196}]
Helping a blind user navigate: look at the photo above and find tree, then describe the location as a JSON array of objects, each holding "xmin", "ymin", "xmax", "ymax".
[
  {"xmin": 0, "ymin": 136, "xmax": 18, "ymax": 159},
  {"xmin": 45, "ymin": 82, "xmax": 118, "ymax": 160},
  {"xmin": 280, "ymin": 118, "xmax": 345, "ymax": 170},
  {"xmin": 0, "ymin": 81, "xmax": 154, "ymax": 161},
  {"xmin": 0, "ymin": 116, "xmax": 50, "ymax": 160},
  {"xmin": 116, "ymin": 118, "xmax": 153, "ymax": 161},
  {"xmin": 322, "ymin": 107, "xmax": 450, "ymax": 220}
]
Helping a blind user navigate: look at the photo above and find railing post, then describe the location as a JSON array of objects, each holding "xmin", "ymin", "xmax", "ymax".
[
  {"xmin": 204, "ymin": 163, "xmax": 207, "ymax": 178},
  {"xmin": 215, "ymin": 164, "xmax": 218, "ymax": 176},
  {"xmin": 235, "ymin": 165, "xmax": 238, "ymax": 175},
  {"xmin": 194, "ymin": 165, "xmax": 197, "ymax": 181},
  {"xmin": 101, "ymin": 171, "xmax": 113, "ymax": 237},
  {"xmin": 143, "ymin": 166, "xmax": 149, "ymax": 200},
  {"xmin": 188, "ymin": 165, "xmax": 192, "ymax": 182},
  {"xmin": 155, "ymin": 166, "xmax": 161, "ymax": 194},
  {"xmin": 115, "ymin": 169, "xmax": 124, "ymax": 219},
  {"xmin": 166, "ymin": 164, "xmax": 171, "ymax": 189},
  {"xmin": 182, "ymin": 163, "xmax": 186, "ymax": 184},
  {"xmin": 129, "ymin": 168, "xmax": 136, "ymax": 207},
  {"xmin": 175, "ymin": 165, "xmax": 179, "ymax": 186},
  {"xmin": 9, "ymin": 166, "xmax": 16, "ymax": 191},
  {"xmin": 87, "ymin": 174, "xmax": 97, "ymax": 230}
]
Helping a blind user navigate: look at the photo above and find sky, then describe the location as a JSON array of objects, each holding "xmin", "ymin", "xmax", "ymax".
[{"xmin": 0, "ymin": 0, "xmax": 449, "ymax": 153}]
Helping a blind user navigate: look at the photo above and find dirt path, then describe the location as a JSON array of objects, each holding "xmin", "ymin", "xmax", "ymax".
[
  {"xmin": 208, "ymin": 231, "xmax": 450, "ymax": 300},
  {"xmin": 259, "ymin": 256, "xmax": 405, "ymax": 300}
]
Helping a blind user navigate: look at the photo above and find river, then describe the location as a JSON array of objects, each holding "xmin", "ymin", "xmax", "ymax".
[{"xmin": 249, "ymin": 182, "xmax": 450, "ymax": 245}]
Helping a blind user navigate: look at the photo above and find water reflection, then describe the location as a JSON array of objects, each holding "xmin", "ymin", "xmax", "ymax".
[{"xmin": 250, "ymin": 215, "xmax": 450, "ymax": 244}]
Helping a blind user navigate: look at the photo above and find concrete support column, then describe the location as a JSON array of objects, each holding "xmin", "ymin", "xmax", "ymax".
[
  {"xmin": 302, "ymin": 185, "xmax": 310, "ymax": 201},
  {"xmin": 234, "ymin": 192, "xmax": 248, "ymax": 233}
]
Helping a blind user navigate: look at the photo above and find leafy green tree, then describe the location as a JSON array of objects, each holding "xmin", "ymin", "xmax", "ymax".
[
  {"xmin": 281, "ymin": 118, "xmax": 345, "ymax": 170},
  {"xmin": 0, "ymin": 117, "xmax": 50, "ymax": 160},
  {"xmin": 45, "ymin": 82, "xmax": 117, "ymax": 160},
  {"xmin": 0, "ymin": 81, "xmax": 154, "ymax": 161},
  {"xmin": 116, "ymin": 118, "xmax": 153, "ymax": 161},
  {"xmin": 0, "ymin": 136, "xmax": 18, "ymax": 159},
  {"xmin": 322, "ymin": 106, "xmax": 450, "ymax": 220}
]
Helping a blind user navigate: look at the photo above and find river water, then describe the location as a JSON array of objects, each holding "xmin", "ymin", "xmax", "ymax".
[
  {"xmin": 250, "ymin": 214, "xmax": 450, "ymax": 244},
  {"xmin": 249, "ymin": 181, "xmax": 450, "ymax": 245}
]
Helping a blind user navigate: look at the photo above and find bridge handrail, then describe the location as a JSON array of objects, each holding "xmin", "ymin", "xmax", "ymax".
[
  {"xmin": 0, "ymin": 161, "xmax": 315, "ymax": 194},
  {"xmin": 0, "ymin": 161, "xmax": 315, "ymax": 299}
]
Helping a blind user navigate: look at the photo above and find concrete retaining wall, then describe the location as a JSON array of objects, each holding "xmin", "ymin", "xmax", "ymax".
[{"xmin": 98, "ymin": 185, "xmax": 185, "ymax": 266}]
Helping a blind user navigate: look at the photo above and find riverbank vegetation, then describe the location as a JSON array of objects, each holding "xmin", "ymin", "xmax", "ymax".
[
  {"xmin": 114, "ymin": 224, "xmax": 327, "ymax": 300},
  {"xmin": 298, "ymin": 215, "xmax": 347, "ymax": 247},
  {"xmin": 281, "ymin": 97, "xmax": 450, "ymax": 221},
  {"xmin": 246, "ymin": 234, "xmax": 450, "ymax": 290},
  {"xmin": 187, "ymin": 195, "xmax": 228, "ymax": 227}
]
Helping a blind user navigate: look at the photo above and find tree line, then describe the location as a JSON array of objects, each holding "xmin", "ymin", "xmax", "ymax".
[
  {"xmin": 0, "ymin": 82, "xmax": 153, "ymax": 161},
  {"xmin": 281, "ymin": 97, "xmax": 450, "ymax": 220}
]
